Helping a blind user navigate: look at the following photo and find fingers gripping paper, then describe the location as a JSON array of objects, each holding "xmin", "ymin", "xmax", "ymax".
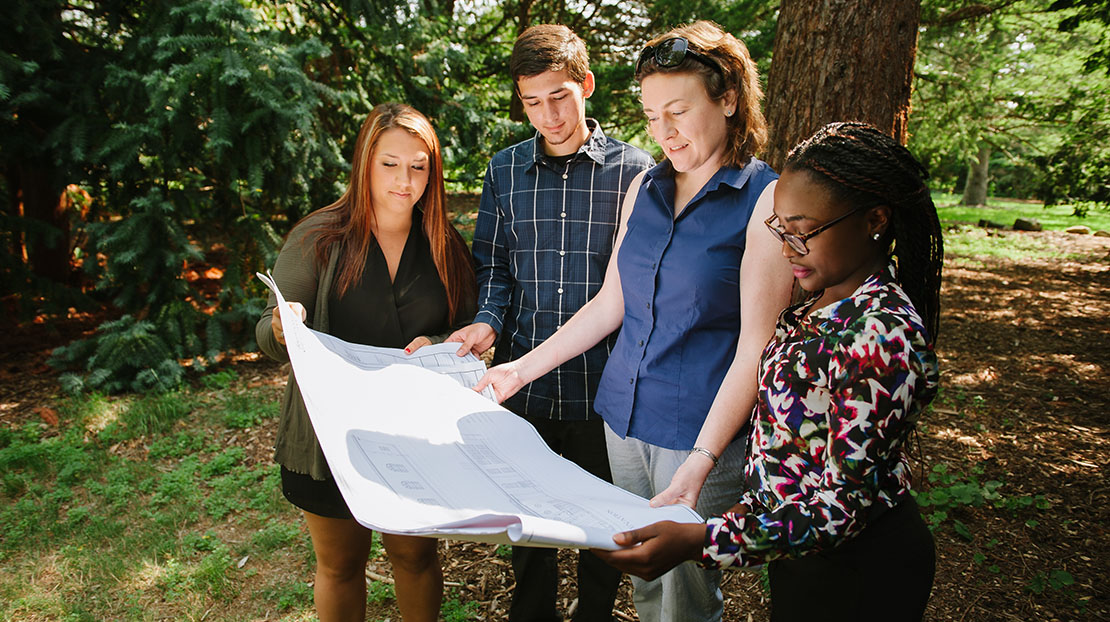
[{"xmin": 258, "ymin": 272, "xmax": 702, "ymax": 549}]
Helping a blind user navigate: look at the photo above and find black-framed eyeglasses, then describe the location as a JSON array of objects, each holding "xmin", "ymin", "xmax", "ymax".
[
  {"xmin": 764, "ymin": 206, "xmax": 867, "ymax": 255},
  {"xmin": 636, "ymin": 37, "xmax": 724, "ymax": 78}
]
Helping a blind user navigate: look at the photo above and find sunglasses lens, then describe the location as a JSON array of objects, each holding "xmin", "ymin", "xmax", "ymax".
[{"xmin": 655, "ymin": 38, "xmax": 688, "ymax": 67}]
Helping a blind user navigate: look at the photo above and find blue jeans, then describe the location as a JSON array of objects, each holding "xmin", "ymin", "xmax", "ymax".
[{"xmin": 604, "ymin": 424, "xmax": 748, "ymax": 622}]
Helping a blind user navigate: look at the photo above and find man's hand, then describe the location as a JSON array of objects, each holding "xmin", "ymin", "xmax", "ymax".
[
  {"xmin": 445, "ymin": 322, "xmax": 497, "ymax": 357},
  {"xmin": 272, "ymin": 302, "xmax": 307, "ymax": 346}
]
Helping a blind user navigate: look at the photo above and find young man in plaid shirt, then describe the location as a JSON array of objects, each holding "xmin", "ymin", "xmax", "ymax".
[{"xmin": 447, "ymin": 24, "xmax": 654, "ymax": 622}]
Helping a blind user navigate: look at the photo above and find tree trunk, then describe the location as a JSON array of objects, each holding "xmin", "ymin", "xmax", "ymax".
[
  {"xmin": 15, "ymin": 162, "xmax": 71, "ymax": 283},
  {"xmin": 764, "ymin": 0, "xmax": 921, "ymax": 170},
  {"xmin": 961, "ymin": 144, "xmax": 991, "ymax": 206}
]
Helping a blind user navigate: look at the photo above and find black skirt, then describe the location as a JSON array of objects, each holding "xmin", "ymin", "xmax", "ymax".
[
  {"xmin": 768, "ymin": 497, "xmax": 936, "ymax": 622},
  {"xmin": 280, "ymin": 465, "xmax": 354, "ymax": 520}
]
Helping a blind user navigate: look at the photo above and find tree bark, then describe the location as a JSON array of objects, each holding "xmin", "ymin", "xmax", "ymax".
[
  {"xmin": 764, "ymin": 0, "xmax": 922, "ymax": 170},
  {"xmin": 961, "ymin": 143, "xmax": 991, "ymax": 205},
  {"xmin": 15, "ymin": 162, "xmax": 71, "ymax": 283}
]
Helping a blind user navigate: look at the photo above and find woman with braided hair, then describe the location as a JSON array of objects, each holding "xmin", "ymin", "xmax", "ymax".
[{"xmin": 595, "ymin": 121, "xmax": 943, "ymax": 621}]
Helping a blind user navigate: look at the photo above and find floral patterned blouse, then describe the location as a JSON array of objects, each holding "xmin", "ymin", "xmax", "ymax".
[{"xmin": 702, "ymin": 263, "xmax": 939, "ymax": 569}]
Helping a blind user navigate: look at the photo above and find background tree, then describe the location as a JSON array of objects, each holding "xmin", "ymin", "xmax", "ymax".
[
  {"xmin": 0, "ymin": 0, "xmax": 123, "ymax": 295},
  {"xmin": 28, "ymin": 0, "xmax": 345, "ymax": 392},
  {"xmin": 909, "ymin": 0, "xmax": 1110, "ymax": 207},
  {"xmin": 763, "ymin": 0, "xmax": 922, "ymax": 169},
  {"xmin": 6, "ymin": 0, "xmax": 1107, "ymax": 393}
]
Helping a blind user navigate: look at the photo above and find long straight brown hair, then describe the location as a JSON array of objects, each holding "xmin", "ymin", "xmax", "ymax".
[{"xmin": 307, "ymin": 103, "xmax": 475, "ymax": 322}]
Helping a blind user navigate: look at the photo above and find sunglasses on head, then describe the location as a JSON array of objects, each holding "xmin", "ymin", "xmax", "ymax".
[{"xmin": 636, "ymin": 37, "xmax": 724, "ymax": 78}]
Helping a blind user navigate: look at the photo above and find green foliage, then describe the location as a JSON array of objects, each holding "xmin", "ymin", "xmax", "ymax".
[
  {"xmin": 915, "ymin": 460, "xmax": 1056, "ymax": 549},
  {"xmin": 200, "ymin": 369, "xmax": 238, "ymax": 389},
  {"xmin": 916, "ymin": 462, "xmax": 1004, "ymax": 528},
  {"xmin": 221, "ymin": 390, "xmax": 278, "ymax": 429},
  {"xmin": 933, "ymin": 192, "xmax": 1110, "ymax": 230},
  {"xmin": 1052, "ymin": 0, "xmax": 1110, "ymax": 73},
  {"xmin": 367, "ymin": 579, "xmax": 396, "ymax": 604},
  {"xmin": 148, "ymin": 431, "xmax": 207, "ymax": 459},
  {"xmin": 1032, "ymin": 99, "xmax": 1110, "ymax": 209},
  {"xmin": 1028, "ymin": 569, "xmax": 1076, "ymax": 594},
  {"xmin": 262, "ymin": 580, "xmax": 313, "ymax": 611},
  {"xmin": 158, "ymin": 541, "xmax": 238, "ymax": 601},
  {"xmin": 0, "ymin": 376, "xmax": 311, "ymax": 619},
  {"xmin": 9, "ymin": 0, "xmax": 345, "ymax": 392},
  {"xmin": 442, "ymin": 590, "xmax": 480, "ymax": 622},
  {"xmin": 911, "ymin": 1, "xmax": 1110, "ymax": 203},
  {"xmin": 52, "ymin": 314, "xmax": 187, "ymax": 394},
  {"xmin": 250, "ymin": 522, "xmax": 302, "ymax": 553}
]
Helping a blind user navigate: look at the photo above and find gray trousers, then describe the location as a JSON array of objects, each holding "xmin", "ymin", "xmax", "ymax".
[{"xmin": 604, "ymin": 424, "xmax": 748, "ymax": 622}]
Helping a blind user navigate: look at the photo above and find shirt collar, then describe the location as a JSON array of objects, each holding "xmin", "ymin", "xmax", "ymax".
[
  {"xmin": 790, "ymin": 260, "xmax": 898, "ymax": 324},
  {"xmin": 528, "ymin": 118, "xmax": 608, "ymax": 167},
  {"xmin": 642, "ymin": 156, "xmax": 760, "ymax": 191},
  {"xmin": 641, "ymin": 156, "xmax": 761, "ymax": 216}
]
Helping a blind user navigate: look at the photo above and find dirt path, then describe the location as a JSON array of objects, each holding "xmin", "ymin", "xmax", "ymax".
[{"xmin": 1, "ymin": 231, "xmax": 1106, "ymax": 621}]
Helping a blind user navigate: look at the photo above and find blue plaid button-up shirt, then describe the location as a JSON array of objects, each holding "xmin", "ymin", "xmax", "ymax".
[{"xmin": 473, "ymin": 119, "xmax": 654, "ymax": 420}]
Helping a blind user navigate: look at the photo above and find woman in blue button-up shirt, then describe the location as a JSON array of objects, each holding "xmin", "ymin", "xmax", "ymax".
[{"xmin": 477, "ymin": 21, "xmax": 792, "ymax": 621}]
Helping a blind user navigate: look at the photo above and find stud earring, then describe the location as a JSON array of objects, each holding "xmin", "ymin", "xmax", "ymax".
[
  {"xmin": 872, "ymin": 233, "xmax": 881, "ymax": 241},
  {"xmin": 725, "ymin": 110, "xmax": 733, "ymax": 117}
]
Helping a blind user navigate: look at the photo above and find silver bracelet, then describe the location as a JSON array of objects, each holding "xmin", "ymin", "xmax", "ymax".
[{"xmin": 690, "ymin": 446, "xmax": 719, "ymax": 468}]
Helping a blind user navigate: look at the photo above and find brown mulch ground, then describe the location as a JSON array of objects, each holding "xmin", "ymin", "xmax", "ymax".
[{"xmin": 0, "ymin": 230, "xmax": 1106, "ymax": 621}]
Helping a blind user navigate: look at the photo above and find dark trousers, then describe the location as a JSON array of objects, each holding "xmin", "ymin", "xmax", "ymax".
[
  {"xmin": 768, "ymin": 497, "xmax": 936, "ymax": 622},
  {"xmin": 509, "ymin": 414, "xmax": 621, "ymax": 622}
]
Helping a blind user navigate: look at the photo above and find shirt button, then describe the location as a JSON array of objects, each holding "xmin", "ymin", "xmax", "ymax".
[
  {"xmin": 646, "ymin": 302, "xmax": 651, "ymax": 309},
  {"xmin": 629, "ymin": 377, "xmax": 634, "ymax": 385},
  {"xmin": 559, "ymin": 250, "xmax": 566, "ymax": 256},
  {"xmin": 561, "ymin": 212, "xmax": 567, "ymax": 218},
  {"xmin": 638, "ymin": 340, "xmax": 644, "ymax": 347},
  {"xmin": 557, "ymin": 288, "xmax": 563, "ymax": 294},
  {"xmin": 562, "ymin": 173, "xmax": 568, "ymax": 180}
]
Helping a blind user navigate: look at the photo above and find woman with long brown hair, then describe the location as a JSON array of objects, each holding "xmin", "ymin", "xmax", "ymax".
[{"xmin": 257, "ymin": 102, "xmax": 476, "ymax": 621}]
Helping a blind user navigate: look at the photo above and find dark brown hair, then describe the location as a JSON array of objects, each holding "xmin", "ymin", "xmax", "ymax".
[
  {"xmin": 636, "ymin": 20, "xmax": 767, "ymax": 168},
  {"xmin": 510, "ymin": 24, "xmax": 590, "ymax": 87},
  {"xmin": 306, "ymin": 103, "xmax": 475, "ymax": 322},
  {"xmin": 784, "ymin": 122, "xmax": 944, "ymax": 344}
]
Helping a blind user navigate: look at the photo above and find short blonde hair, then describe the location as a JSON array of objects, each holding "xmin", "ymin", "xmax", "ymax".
[{"xmin": 636, "ymin": 21, "xmax": 767, "ymax": 167}]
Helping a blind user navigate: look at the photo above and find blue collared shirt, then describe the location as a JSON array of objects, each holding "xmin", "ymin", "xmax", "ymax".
[
  {"xmin": 472, "ymin": 119, "xmax": 655, "ymax": 420},
  {"xmin": 595, "ymin": 157, "xmax": 778, "ymax": 449}
]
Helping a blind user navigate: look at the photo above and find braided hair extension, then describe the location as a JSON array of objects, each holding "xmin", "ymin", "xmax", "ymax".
[{"xmin": 784, "ymin": 122, "xmax": 944, "ymax": 344}]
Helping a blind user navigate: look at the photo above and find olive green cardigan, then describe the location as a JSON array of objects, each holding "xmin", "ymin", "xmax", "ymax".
[{"xmin": 255, "ymin": 212, "xmax": 459, "ymax": 479}]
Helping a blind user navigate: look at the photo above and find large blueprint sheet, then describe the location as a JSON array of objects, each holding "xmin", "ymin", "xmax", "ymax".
[{"xmin": 259, "ymin": 273, "xmax": 702, "ymax": 549}]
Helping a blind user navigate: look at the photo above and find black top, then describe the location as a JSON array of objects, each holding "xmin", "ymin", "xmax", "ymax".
[{"xmin": 328, "ymin": 214, "xmax": 450, "ymax": 348}]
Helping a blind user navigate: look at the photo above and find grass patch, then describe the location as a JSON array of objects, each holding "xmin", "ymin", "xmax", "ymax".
[
  {"xmin": 221, "ymin": 389, "xmax": 279, "ymax": 429},
  {"xmin": 941, "ymin": 225, "xmax": 1089, "ymax": 263},
  {"xmin": 932, "ymin": 192, "xmax": 1110, "ymax": 263},
  {"xmin": 932, "ymin": 192, "xmax": 1110, "ymax": 231},
  {"xmin": 0, "ymin": 375, "xmax": 315, "ymax": 621}
]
